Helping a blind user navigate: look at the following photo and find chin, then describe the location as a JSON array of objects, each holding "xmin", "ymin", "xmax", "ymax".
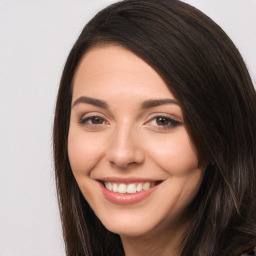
[
  {"xmin": 104, "ymin": 221, "xmax": 152, "ymax": 237},
  {"xmin": 97, "ymin": 210, "xmax": 163, "ymax": 237}
]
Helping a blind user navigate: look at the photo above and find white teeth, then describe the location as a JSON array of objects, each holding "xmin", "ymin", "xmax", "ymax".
[
  {"xmin": 105, "ymin": 182, "xmax": 112, "ymax": 191},
  {"xmin": 136, "ymin": 183, "xmax": 142, "ymax": 192},
  {"xmin": 104, "ymin": 181, "xmax": 155, "ymax": 194},
  {"xmin": 112, "ymin": 183, "xmax": 118, "ymax": 192},
  {"xmin": 127, "ymin": 184, "xmax": 137, "ymax": 193},
  {"xmin": 142, "ymin": 182, "xmax": 150, "ymax": 191},
  {"xmin": 118, "ymin": 184, "xmax": 126, "ymax": 194}
]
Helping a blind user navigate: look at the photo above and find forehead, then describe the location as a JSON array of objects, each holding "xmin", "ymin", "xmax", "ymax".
[{"xmin": 72, "ymin": 45, "xmax": 175, "ymax": 101}]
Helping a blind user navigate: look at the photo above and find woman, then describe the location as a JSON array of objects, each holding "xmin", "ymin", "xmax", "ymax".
[{"xmin": 53, "ymin": 0, "xmax": 256, "ymax": 255}]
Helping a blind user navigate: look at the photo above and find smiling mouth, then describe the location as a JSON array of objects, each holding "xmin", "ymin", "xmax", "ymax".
[
  {"xmin": 97, "ymin": 179, "xmax": 163, "ymax": 205},
  {"xmin": 101, "ymin": 180, "xmax": 163, "ymax": 194}
]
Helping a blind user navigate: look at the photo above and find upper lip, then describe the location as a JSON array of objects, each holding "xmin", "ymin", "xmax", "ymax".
[{"xmin": 97, "ymin": 177, "xmax": 164, "ymax": 184}]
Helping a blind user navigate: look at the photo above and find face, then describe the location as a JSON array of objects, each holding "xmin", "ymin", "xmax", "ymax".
[{"xmin": 68, "ymin": 45, "xmax": 203, "ymax": 239}]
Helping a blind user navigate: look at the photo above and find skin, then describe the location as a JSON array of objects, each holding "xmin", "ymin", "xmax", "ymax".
[{"xmin": 68, "ymin": 45, "xmax": 204, "ymax": 256}]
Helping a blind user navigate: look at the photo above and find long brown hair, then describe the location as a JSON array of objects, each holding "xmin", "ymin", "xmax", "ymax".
[{"xmin": 53, "ymin": 0, "xmax": 256, "ymax": 255}]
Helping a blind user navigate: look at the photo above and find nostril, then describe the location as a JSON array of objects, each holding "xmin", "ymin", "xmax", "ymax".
[{"xmin": 109, "ymin": 160, "xmax": 136, "ymax": 169}]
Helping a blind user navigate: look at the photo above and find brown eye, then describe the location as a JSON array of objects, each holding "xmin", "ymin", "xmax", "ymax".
[
  {"xmin": 155, "ymin": 117, "xmax": 171, "ymax": 126},
  {"xmin": 79, "ymin": 116, "xmax": 106, "ymax": 126},
  {"xmin": 147, "ymin": 115, "xmax": 182, "ymax": 130},
  {"xmin": 90, "ymin": 117, "xmax": 104, "ymax": 124}
]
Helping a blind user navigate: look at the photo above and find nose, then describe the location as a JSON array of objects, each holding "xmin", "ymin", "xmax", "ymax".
[{"xmin": 106, "ymin": 125, "xmax": 145, "ymax": 169}]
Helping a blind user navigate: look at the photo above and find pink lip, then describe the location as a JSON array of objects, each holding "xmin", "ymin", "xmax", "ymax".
[
  {"xmin": 101, "ymin": 177, "xmax": 157, "ymax": 184},
  {"xmin": 98, "ymin": 181, "xmax": 160, "ymax": 205}
]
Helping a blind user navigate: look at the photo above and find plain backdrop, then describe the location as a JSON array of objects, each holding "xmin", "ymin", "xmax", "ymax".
[{"xmin": 0, "ymin": 0, "xmax": 255, "ymax": 255}]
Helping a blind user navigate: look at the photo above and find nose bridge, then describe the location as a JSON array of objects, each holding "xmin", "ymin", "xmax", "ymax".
[{"xmin": 107, "ymin": 120, "xmax": 144, "ymax": 168}]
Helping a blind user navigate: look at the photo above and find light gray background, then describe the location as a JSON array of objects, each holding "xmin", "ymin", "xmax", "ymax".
[{"xmin": 1, "ymin": 0, "xmax": 255, "ymax": 255}]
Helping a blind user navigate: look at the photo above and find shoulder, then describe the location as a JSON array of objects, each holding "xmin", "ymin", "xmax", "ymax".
[{"xmin": 239, "ymin": 247, "xmax": 256, "ymax": 256}]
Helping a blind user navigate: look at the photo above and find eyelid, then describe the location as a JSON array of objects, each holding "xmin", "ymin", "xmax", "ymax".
[
  {"xmin": 143, "ymin": 113, "xmax": 183, "ymax": 131},
  {"xmin": 80, "ymin": 111, "xmax": 108, "ymax": 119},
  {"xmin": 144, "ymin": 112, "xmax": 182, "ymax": 124}
]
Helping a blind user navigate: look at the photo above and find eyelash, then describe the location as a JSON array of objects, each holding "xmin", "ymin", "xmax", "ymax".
[
  {"xmin": 78, "ymin": 115, "xmax": 182, "ymax": 130},
  {"xmin": 147, "ymin": 116, "xmax": 182, "ymax": 130},
  {"xmin": 78, "ymin": 116, "xmax": 108, "ymax": 126}
]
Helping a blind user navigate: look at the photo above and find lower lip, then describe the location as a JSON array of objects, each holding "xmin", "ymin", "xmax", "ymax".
[{"xmin": 98, "ymin": 182, "xmax": 159, "ymax": 205}]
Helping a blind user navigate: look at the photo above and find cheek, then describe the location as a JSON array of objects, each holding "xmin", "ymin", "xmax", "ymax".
[
  {"xmin": 146, "ymin": 129, "xmax": 199, "ymax": 175},
  {"xmin": 67, "ymin": 128, "xmax": 104, "ymax": 176}
]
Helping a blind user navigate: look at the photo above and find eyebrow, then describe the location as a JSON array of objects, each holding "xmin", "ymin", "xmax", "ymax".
[
  {"xmin": 71, "ymin": 96, "xmax": 179, "ymax": 109},
  {"xmin": 141, "ymin": 98, "xmax": 180, "ymax": 108},
  {"xmin": 72, "ymin": 96, "xmax": 109, "ymax": 109}
]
